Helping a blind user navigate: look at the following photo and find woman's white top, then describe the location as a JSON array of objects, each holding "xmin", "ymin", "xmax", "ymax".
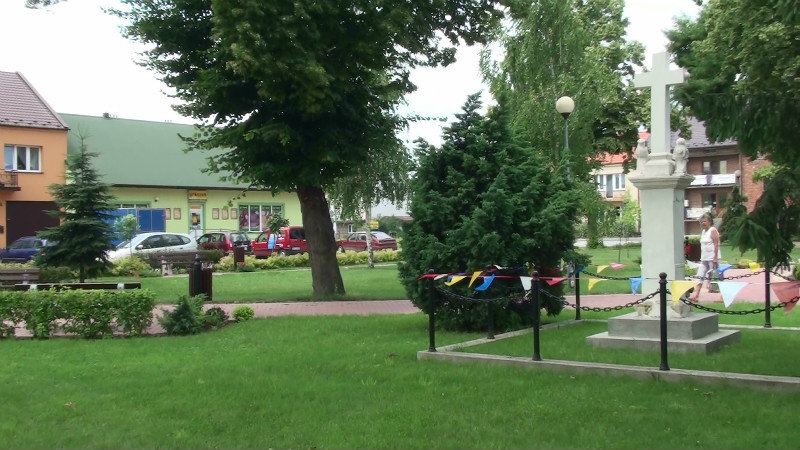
[{"xmin": 700, "ymin": 226, "xmax": 721, "ymax": 261}]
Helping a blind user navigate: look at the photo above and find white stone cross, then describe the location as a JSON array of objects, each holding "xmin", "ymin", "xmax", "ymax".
[{"xmin": 634, "ymin": 52, "xmax": 685, "ymax": 155}]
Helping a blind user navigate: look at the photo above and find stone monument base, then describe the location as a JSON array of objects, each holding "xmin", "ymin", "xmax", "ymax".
[{"xmin": 586, "ymin": 312, "xmax": 740, "ymax": 354}]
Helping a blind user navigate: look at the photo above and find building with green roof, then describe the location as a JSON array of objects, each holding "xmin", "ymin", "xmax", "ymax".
[{"xmin": 60, "ymin": 114, "xmax": 301, "ymax": 237}]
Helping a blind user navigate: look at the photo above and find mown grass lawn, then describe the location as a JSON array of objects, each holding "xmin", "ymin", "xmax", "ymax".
[{"xmin": 2, "ymin": 314, "xmax": 799, "ymax": 449}]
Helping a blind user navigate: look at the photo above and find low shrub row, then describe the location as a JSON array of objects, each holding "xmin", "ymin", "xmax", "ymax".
[
  {"xmin": 0, "ymin": 289, "xmax": 156, "ymax": 339},
  {"xmin": 158, "ymin": 295, "xmax": 254, "ymax": 336},
  {"xmin": 215, "ymin": 249, "xmax": 402, "ymax": 272}
]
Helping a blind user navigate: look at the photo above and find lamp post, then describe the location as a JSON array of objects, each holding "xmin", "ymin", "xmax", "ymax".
[{"xmin": 555, "ymin": 96, "xmax": 575, "ymax": 180}]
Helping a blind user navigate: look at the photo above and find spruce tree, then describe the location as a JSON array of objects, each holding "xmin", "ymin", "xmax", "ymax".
[
  {"xmin": 399, "ymin": 94, "xmax": 579, "ymax": 331},
  {"xmin": 38, "ymin": 141, "xmax": 115, "ymax": 282},
  {"xmin": 719, "ymin": 186, "xmax": 747, "ymax": 243}
]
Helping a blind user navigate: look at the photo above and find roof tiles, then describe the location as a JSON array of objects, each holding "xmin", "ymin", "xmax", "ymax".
[{"xmin": 0, "ymin": 71, "xmax": 68, "ymax": 130}]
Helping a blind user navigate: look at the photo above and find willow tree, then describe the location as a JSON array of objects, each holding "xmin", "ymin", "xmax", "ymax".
[{"xmin": 114, "ymin": 0, "xmax": 502, "ymax": 295}]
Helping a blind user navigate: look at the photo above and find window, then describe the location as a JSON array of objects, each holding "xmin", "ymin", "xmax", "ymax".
[
  {"xmin": 702, "ymin": 193, "xmax": 717, "ymax": 209},
  {"xmin": 238, "ymin": 204, "xmax": 284, "ymax": 232},
  {"xmin": 702, "ymin": 160, "xmax": 728, "ymax": 175},
  {"xmin": 4, "ymin": 144, "xmax": 41, "ymax": 172},
  {"xmin": 613, "ymin": 174, "xmax": 626, "ymax": 190}
]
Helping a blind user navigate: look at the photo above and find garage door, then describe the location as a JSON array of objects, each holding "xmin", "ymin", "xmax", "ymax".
[{"xmin": 6, "ymin": 201, "xmax": 59, "ymax": 243}]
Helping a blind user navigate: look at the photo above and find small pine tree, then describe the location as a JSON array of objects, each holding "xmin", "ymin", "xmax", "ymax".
[
  {"xmin": 399, "ymin": 94, "xmax": 580, "ymax": 331},
  {"xmin": 38, "ymin": 140, "xmax": 115, "ymax": 282}
]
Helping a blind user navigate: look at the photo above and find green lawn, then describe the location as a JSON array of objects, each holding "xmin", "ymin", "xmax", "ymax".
[
  {"xmin": 1, "ymin": 314, "xmax": 798, "ymax": 448},
  {"xmin": 105, "ymin": 264, "xmax": 407, "ymax": 303}
]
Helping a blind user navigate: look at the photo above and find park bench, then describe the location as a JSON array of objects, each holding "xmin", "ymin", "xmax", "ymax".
[
  {"xmin": 0, "ymin": 267, "xmax": 41, "ymax": 287},
  {"xmin": 13, "ymin": 282, "xmax": 142, "ymax": 291},
  {"xmin": 138, "ymin": 251, "xmax": 218, "ymax": 276}
]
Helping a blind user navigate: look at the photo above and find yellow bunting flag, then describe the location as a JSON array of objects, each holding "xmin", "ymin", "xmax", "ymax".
[
  {"xmin": 749, "ymin": 262, "xmax": 761, "ymax": 272},
  {"xmin": 670, "ymin": 280, "xmax": 696, "ymax": 304},
  {"xmin": 588, "ymin": 278, "xmax": 604, "ymax": 291},
  {"xmin": 468, "ymin": 271, "xmax": 482, "ymax": 287},
  {"xmin": 445, "ymin": 276, "xmax": 466, "ymax": 286},
  {"xmin": 597, "ymin": 265, "xmax": 609, "ymax": 273}
]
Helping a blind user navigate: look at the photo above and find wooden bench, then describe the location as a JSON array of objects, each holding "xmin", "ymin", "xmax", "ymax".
[
  {"xmin": 13, "ymin": 282, "xmax": 142, "ymax": 291},
  {"xmin": 138, "ymin": 251, "xmax": 217, "ymax": 276},
  {"xmin": 0, "ymin": 267, "xmax": 41, "ymax": 286}
]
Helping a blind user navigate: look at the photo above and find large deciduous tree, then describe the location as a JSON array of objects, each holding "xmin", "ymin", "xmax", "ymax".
[
  {"xmin": 400, "ymin": 94, "xmax": 579, "ymax": 331},
  {"xmin": 114, "ymin": 0, "xmax": 502, "ymax": 295},
  {"xmin": 668, "ymin": 0, "xmax": 800, "ymax": 268},
  {"xmin": 38, "ymin": 141, "xmax": 115, "ymax": 282}
]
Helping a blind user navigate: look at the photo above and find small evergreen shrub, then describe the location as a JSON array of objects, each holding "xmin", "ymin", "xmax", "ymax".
[
  {"xmin": 159, "ymin": 295, "xmax": 206, "ymax": 336},
  {"xmin": 203, "ymin": 307, "xmax": 229, "ymax": 330},
  {"xmin": 232, "ymin": 305, "xmax": 255, "ymax": 322},
  {"xmin": 38, "ymin": 266, "xmax": 78, "ymax": 283},
  {"xmin": 111, "ymin": 256, "xmax": 153, "ymax": 277}
]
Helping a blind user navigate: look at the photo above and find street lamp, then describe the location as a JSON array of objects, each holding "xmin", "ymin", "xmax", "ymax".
[{"xmin": 555, "ymin": 96, "xmax": 575, "ymax": 180}]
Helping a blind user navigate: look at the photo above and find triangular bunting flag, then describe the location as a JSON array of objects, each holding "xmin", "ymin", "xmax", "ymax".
[
  {"xmin": 597, "ymin": 265, "xmax": 609, "ymax": 273},
  {"xmin": 717, "ymin": 264, "xmax": 733, "ymax": 274},
  {"xmin": 670, "ymin": 280, "xmax": 696, "ymax": 303},
  {"xmin": 575, "ymin": 265, "xmax": 586, "ymax": 274},
  {"xmin": 610, "ymin": 263, "xmax": 625, "ymax": 270},
  {"xmin": 629, "ymin": 277, "xmax": 643, "ymax": 294},
  {"xmin": 772, "ymin": 282, "xmax": 800, "ymax": 314},
  {"xmin": 749, "ymin": 262, "xmax": 761, "ymax": 272},
  {"xmin": 474, "ymin": 274, "xmax": 496, "ymax": 291},
  {"xmin": 434, "ymin": 273, "xmax": 449, "ymax": 280},
  {"xmin": 718, "ymin": 281, "xmax": 747, "ymax": 308},
  {"xmin": 445, "ymin": 276, "xmax": 466, "ymax": 286},
  {"xmin": 588, "ymin": 278, "xmax": 604, "ymax": 291},
  {"xmin": 468, "ymin": 271, "xmax": 482, "ymax": 287},
  {"xmin": 687, "ymin": 260, "xmax": 701, "ymax": 270},
  {"xmin": 519, "ymin": 276, "xmax": 532, "ymax": 291},
  {"xmin": 543, "ymin": 277, "xmax": 566, "ymax": 286}
]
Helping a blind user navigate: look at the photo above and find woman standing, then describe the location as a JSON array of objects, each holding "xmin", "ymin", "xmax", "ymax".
[{"xmin": 689, "ymin": 213, "xmax": 721, "ymax": 301}]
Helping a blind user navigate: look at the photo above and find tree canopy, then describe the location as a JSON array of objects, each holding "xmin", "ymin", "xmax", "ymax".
[
  {"xmin": 114, "ymin": 0, "xmax": 503, "ymax": 295},
  {"xmin": 668, "ymin": 0, "xmax": 800, "ymax": 267}
]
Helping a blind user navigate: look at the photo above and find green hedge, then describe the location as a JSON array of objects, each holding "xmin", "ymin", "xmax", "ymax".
[
  {"xmin": 215, "ymin": 249, "xmax": 402, "ymax": 272},
  {"xmin": 0, "ymin": 289, "xmax": 155, "ymax": 339}
]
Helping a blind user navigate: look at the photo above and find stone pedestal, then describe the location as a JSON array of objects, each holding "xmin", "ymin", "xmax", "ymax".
[
  {"xmin": 586, "ymin": 312, "xmax": 740, "ymax": 354},
  {"xmin": 627, "ymin": 174, "xmax": 694, "ymax": 295}
]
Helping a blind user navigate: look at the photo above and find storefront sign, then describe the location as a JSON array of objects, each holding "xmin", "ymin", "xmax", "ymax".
[{"xmin": 188, "ymin": 190, "xmax": 207, "ymax": 200}]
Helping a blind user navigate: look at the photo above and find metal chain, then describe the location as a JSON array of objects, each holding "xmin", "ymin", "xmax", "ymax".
[
  {"xmin": 580, "ymin": 271, "xmax": 631, "ymax": 281},
  {"xmin": 770, "ymin": 269, "xmax": 795, "ymax": 281},
  {"xmin": 541, "ymin": 288, "xmax": 661, "ymax": 312},
  {"xmin": 685, "ymin": 269, "xmax": 765, "ymax": 282},
  {"xmin": 433, "ymin": 285, "xmax": 522, "ymax": 304},
  {"xmin": 679, "ymin": 295, "xmax": 800, "ymax": 315}
]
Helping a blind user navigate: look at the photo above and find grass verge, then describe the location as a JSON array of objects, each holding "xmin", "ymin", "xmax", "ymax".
[{"xmin": 1, "ymin": 314, "xmax": 798, "ymax": 448}]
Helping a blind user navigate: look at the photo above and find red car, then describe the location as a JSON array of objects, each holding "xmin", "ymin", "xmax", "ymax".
[
  {"xmin": 252, "ymin": 226, "xmax": 307, "ymax": 257},
  {"xmin": 336, "ymin": 231, "xmax": 398, "ymax": 253}
]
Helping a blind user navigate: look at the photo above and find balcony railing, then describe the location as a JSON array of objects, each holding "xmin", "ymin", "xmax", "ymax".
[
  {"xmin": 690, "ymin": 173, "xmax": 737, "ymax": 187},
  {"xmin": 0, "ymin": 170, "xmax": 19, "ymax": 188}
]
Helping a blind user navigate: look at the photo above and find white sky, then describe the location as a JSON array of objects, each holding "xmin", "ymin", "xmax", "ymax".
[{"xmin": 0, "ymin": 0, "xmax": 700, "ymax": 215}]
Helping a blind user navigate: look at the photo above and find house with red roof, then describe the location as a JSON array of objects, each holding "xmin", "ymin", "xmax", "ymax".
[{"xmin": 0, "ymin": 71, "xmax": 68, "ymax": 247}]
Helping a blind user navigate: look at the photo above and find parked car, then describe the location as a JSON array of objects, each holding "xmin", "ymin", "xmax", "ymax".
[
  {"xmin": 252, "ymin": 226, "xmax": 307, "ymax": 257},
  {"xmin": 0, "ymin": 236, "xmax": 49, "ymax": 262},
  {"xmin": 336, "ymin": 231, "xmax": 398, "ymax": 253},
  {"xmin": 197, "ymin": 230, "xmax": 252, "ymax": 255},
  {"xmin": 107, "ymin": 232, "xmax": 196, "ymax": 261}
]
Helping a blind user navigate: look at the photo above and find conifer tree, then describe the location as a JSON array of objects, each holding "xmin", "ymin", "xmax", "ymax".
[
  {"xmin": 38, "ymin": 141, "xmax": 115, "ymax": 282},
  {"xmin": 399, "ymin": 94, "xmax": 579, "ymax": 331},
  {"xmin": 720, "ymin": 186, "xmax": 747, "ymax": 243}
]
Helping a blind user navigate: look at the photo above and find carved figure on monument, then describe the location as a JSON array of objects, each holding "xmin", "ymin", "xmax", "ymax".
[
  {"xmin": 635, "ymin": 138, "xmax": 649, "ymax": 173},
  {"xmin": 673, "ymin": 137, "xmax": 688, "ymax": 175}
]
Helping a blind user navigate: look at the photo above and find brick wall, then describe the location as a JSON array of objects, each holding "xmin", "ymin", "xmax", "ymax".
[{"xmin": 741, "ymin": 156, "xmax": 769, "ymax": 212}]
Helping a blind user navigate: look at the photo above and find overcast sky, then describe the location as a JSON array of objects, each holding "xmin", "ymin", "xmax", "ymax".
[{"xmin": 0, "ymin": 0, "xmax": 700, "ymax": 215}]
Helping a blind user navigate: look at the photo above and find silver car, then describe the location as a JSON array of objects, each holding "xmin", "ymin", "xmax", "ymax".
[{"xmin": 107, "ymin": 232, "xmax": 196, "ymax": 261}]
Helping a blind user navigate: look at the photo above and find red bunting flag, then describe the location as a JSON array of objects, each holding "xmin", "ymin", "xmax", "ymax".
[
  {"xmin": 772, "ymin": 281, "xmax": 800, "ymax": 314},
  {"xmin": 542, "ymin": 277, "xmax": 566, "ymax": 286}
]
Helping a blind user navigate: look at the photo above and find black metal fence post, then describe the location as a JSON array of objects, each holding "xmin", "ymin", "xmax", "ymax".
[
  {"xmin": 764, "ymin": 268, "xmax": 772, "ymax": 328},
  {"xmin": 532, "ymin": 270, "xmax": 541, "ymax": 361},
  {"xmin": 427, "ymin": 269, "xmax": 436, "ymax": 352},
  {"xmin": 659, "ymin": 272, "xmax": 669, "ymax": 371},
  {"xmin": 574, "ymin": 269, "xmax": 581, "ymax": 320},
  {"xmin": 487, "ymin": 300, "xmax": 495, "ymax": 339}
]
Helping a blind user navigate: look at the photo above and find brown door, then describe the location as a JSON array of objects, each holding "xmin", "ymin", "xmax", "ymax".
[{"xmin": 6, "ymin": 201, "xmax": 59, "ymax": 243}]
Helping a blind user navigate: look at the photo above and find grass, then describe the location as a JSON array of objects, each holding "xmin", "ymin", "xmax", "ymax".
[
  {"xmin": 1, "ymin": 314, "xmax": 799, "ymax": 448},
  {"xmin": 462, "ymin": 321, "xmax": 800, "ymax": 377},
  {"xmin": 104, "ymin": 264, "xmax": 407, "ymax": 303}
]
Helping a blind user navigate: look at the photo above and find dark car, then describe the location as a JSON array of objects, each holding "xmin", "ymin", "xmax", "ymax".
[
  {"xmin": 197, "ymin": 231, "xmax": 252, "ymax": 255},
  {"xmin": 0, "ymin": 236, "xmax": 49, "ymax": 262},
  {"xmin": 336, "ymin": 231, "xmax": 398, "ymax": 253}
]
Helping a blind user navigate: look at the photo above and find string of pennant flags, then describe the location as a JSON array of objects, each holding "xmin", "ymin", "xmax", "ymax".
[{"xmin": 419, "ymin": 260, "xmax": 798, "ymax": 313}]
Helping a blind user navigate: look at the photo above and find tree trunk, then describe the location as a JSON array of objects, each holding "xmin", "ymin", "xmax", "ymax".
[{"xmin": 297, "ymin": 185, "xmax": 345, "ymax": 296}]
